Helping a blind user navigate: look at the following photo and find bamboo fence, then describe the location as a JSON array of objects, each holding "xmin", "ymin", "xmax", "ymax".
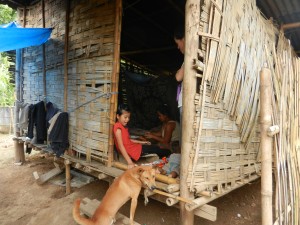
[{"xmin": 186, "ymin": 0, "xmax": 300, "ymax": 224}]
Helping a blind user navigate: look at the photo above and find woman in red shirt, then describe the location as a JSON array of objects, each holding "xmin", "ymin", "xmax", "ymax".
[{"xmin": 113, "ymin": 104, "xmax": 171, "ymax": 169}]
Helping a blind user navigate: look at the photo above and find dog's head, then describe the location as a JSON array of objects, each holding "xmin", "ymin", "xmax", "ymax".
[{"xmin": 137, "ymin": 166, "xmax": 157, "ymax": 191}]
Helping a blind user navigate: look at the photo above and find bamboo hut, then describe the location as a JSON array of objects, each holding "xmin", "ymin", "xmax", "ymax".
[{"xmin": 5, "ymin": 0, "xmax": 300, "ymax": 224}]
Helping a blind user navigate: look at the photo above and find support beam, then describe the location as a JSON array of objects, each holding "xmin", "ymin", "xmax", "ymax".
[
  {"xmin": 13, "ymin": 138, "xmax": 25, "ymax": 164},
  {"xmin": 42, "ymin": 0, "xmax": 46, "ymax": 100},
  {"xmin": 260, "ymin": 67, "xmax": 273, "ymax": 225},
  {"xmin": 65, "ymin": 159, "xmax": 71, "ymax": 195},
  {"xmin": 108, "ymin": 0, "xmax": 122, "ymax": 167},
  {"xmin": 180, "ymin": 0, "xmax": 200, "ymax": 224},
  {"xmin": 281, "ymin": 22, "xmax": 300, "ymax": 30},
  {"xmin": 64, "ymin": 0, "xmax": 70, "ymax": 112}
]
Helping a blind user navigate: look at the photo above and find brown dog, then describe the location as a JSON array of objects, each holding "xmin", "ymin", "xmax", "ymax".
[{"xmin": 73, "ymin": 165, "xmax": 157, "ymax": 225}]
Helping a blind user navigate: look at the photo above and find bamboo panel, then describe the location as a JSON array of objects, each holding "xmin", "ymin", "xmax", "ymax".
[
  {"xmin": 269, "ymin": 32, "xmax": 300, "ymax": 225},
  {"xmin": 67, "ymin": 0, "xmax": 115, "ymax": 164},
  {"xmin": 68, "ymin": 0, "xmax": 115, "ymax": 60},
  {"xmin": 188, "ymin": 0, "xmax": 275, "ymax": 199},
  {"xmin": 191, "ymin": 0, "xmax": 299, "ymax": 219}
]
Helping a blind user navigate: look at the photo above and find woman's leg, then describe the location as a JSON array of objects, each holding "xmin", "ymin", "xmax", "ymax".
[{"xmin": 142, "ymin": 145, "xmax": 171, "ymax": 158}]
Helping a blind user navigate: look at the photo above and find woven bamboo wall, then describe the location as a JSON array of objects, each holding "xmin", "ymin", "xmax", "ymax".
[
  {"xmin": 187, "ymin": 90, "xmax": 261, "ymax": 190},
  {"xmin": 188, "ymin": 0, "xmax": 300, "ymax": 223},
  {"xmin": 187, "ymin": 0, "xmax": 275, "ymax": 192},
  {"xmin": 18, "ymin": 0, "xmax": 116, "ymax": 162},
  {"xmin": 67, "ymin": 0, "xmax": 115, "ymax": 162},
  {"xmin": 18, "ymin": 1, "xmax": 66, "ymax": 108},
  {"xmin": 269, "ymin": 33, "xmax": 300, "ymax": 225}
]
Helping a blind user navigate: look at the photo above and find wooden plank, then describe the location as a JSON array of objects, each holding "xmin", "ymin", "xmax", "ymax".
[
  {"xmin": 194, "ymin": 204, "xmax": 217, "ymax": 221},
  {"xmin": 80, "ymin": 198, "xmax": 141, "ymax": 225},
  {"xmin": 33, "ymin": 167, "xmax": 63, "ymax": 185}
]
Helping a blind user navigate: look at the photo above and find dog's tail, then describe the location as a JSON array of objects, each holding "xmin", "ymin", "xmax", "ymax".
[{"xmin": 73, "ymin": 199, "xmax": 95, "ymax": 225}]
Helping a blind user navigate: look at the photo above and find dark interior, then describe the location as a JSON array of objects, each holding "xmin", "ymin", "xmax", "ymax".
[
  {"xmin": 119, "ymin": 0, "xmax": 185, "ymax": 130},
  {"xmin": 120, "ymin": 0, "xmax": 185, "ymax": 76}
]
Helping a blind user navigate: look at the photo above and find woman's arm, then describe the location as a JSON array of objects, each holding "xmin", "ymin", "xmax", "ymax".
[
  {"xmin": 175, "ymin": 64, "xmax": 184, "ymax": 82},
  {"xmin": 114, "ymin": 128, "xmax": 135, "ymax": 168},
  {"xmin": 131, "ymin": 139, "xmax": 151, "ymax": 145},
  {"xmin": 145, "ymin": 122, "xmax": 175, "ymax": 145}
]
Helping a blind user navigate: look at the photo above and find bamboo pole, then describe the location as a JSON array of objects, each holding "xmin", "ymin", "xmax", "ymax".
[
  {"xmin": 65, "ymin": 159, "xmax": 71, "ymax": 195},
  {"xmin": 153, "ymin": 189, "xmax": 193, "ymax": 204},
  {"xmin": 14, "ymin": 50, "xmax": 21, "ymax": 137},
  {"xmin": 42, "ymin": 0, "xmax": 46, "ymax": 100},
  {"xmin": 112, "ymin": 162, "xmax": 178, "ymax": 184},
  {"xmin": 166, "ymin": 197, "xmax": 179, "ymax": 206},
  {"xmin": 281, "ymin": 22, "xmax": 300, "ymax": 30},
  {"xmin": 180, "ymin": 0, "xmax": 200, "ymax": 224},
  {"xmin": 260, "ymin": 67, "xmax": 273, "ymax": 225},
  {"xmin": 108, "ymin": 0, "xmax": 122, "ymax": 167},
  {"xmin": 63, "ymin": 0, "xmax": 70, "ymax": 111},
  {"xmin": 167, "ymin": 184, "xmax": 180, "ymax": 193}
]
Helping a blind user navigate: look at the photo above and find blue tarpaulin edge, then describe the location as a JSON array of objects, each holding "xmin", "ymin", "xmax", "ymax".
[{"xmin": 0, "ymin": 22, "xmax": 52, "ymax": 52}]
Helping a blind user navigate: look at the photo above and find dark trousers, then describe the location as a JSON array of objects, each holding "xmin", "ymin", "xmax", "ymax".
[{"xmin": 141, "ymin": 145, "xmax": 171, "ymax": 158}]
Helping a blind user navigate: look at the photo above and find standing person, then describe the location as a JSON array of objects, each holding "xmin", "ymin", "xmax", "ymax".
[
  {"xmin": 144, "ymin": 104, "xmax": 180, "ymax": 151},
  {"xmin": 174, "ymin": 24, "xmax": 185, "ymax": 124},
  {"xmin": 113, "ymin": 104, "xmax": 171, "ymax": 169}
]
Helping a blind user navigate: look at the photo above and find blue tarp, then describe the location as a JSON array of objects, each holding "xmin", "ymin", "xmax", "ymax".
[{"xmin": 0, "ymin": 22, "xmax": 52, "ymax": 52}]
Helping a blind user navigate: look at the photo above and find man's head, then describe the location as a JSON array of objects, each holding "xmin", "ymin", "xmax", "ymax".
[{"xmin": 174, "ymin": 23, "xmax": 185, "ymax": 54}]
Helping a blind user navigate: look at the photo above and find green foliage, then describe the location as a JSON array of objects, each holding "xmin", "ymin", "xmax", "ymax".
[
  {"xmin": 0, "ymin": 4, "xmax": 16, "ymax": 106},
  {"xmin": 0, "ymin": 4, "xmax": 16, "ymax": 24},
  {"xmin": 0, "ymin": 55, "xmax": 15, "ymax": 106}
]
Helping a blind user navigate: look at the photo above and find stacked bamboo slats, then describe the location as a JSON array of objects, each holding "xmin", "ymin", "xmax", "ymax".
[
  {"xmin": 188, "ymin": 0, "xmax": 266, "ymax": 193},
  {"xmin": 186, "ymin": 2, "xmax": 299, "ymax": 222},
  {"xmin": 67, "ymin": 0, "xmax": 116, "ymax": 163},
  {"xmin": 269, "ymin": 32, "xmax": 300, "ymax": 225}
]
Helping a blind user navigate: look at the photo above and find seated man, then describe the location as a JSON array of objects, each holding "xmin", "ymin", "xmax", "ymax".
[{"xmin": 144, "ymin": 104, "xmax": 180, "ymax": 151}]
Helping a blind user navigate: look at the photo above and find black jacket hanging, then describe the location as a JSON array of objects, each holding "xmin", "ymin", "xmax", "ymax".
[{"xmin": 48, "ymin": 112, "xmax": 69, "ymax": 157}]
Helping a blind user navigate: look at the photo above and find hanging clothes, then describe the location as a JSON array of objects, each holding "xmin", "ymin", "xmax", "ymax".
[
  {"xmin": 27, "ymin": 101, "xmax": 47, "ymax": 144},
  {"xmin": 46, "ymin": 102, "xmax": 59, "ymax": 128},
  {"xmin": 18, "ymin": 102, "xmax": 31, "ymax": 135},
  {"xmin": 48, "ymin": 112, "xmax": 69, "ymax": 157}
]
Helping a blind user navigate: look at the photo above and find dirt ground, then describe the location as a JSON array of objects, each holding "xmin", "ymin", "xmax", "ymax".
[{"xmin": 0, "ymin": 133, "xmax": 261, "ymax": 225}]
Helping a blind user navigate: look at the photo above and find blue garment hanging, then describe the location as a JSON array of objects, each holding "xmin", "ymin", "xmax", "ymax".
[{"xmin": 0, "ymin": 22, "xmax": 52, "ymax": 52}]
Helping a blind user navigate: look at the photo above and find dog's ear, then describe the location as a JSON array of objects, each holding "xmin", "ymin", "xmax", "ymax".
[{"xmin": 138, "ymin": 167, "xmax": 144, "ymax": 175}]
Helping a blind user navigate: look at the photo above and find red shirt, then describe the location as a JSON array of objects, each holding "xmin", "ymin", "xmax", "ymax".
[{"xmin": 113, "ymin": 122, "xmax": 142, "ymax": 161}]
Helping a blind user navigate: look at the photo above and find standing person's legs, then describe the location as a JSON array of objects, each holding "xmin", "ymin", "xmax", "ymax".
[{"xmin": 142, "ymin": 145, "xmax": 171, "ymax": 158}]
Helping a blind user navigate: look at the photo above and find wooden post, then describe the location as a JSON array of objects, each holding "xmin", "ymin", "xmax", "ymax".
[
  {"xmin": 14, "ymin": 50, "xmax": 21, "ymax": 137},
  {"xmin": 107, "ymin": 0, "xmax": 122, "ymax": 167},
  {"xmin": 42, "ymin": 0, "xmax": 47, "ymax": 100},
  {"xmin": 260, "ymin": 67, "xmax": 273, "ymax": 225},
  {"xmin": 180, "ymin": 0, "xmax": 200, "ymax": 224},
  {"xmin": 64, "ymin": 0, "xmax": 70, "ymax": 112},
  {"xmin": 13, "ymin": 8, "xmax": 26, "ymax": 159},
  {"xmin": 13, "ymin": 139, "xmax": 25, "ymax": 164},
  {"xmin": 65, "ymin": 159, "xmax": 71, "ymax": 195}
]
